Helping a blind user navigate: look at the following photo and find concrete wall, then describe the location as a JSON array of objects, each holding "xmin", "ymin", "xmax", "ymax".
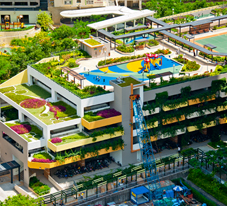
[
  {"xmin": 110, "ymin": 84, "xmax": 137, "ymax": 166},
  {"xmin": 0, "ymin": 122, "xmax": 29, "ymax": 186},
  {"xmin": 0, "ymin": 27, "xmax": 41, "ymax": 46}
]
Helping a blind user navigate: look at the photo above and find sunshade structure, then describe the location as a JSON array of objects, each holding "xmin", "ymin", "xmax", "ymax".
[
  {"xmin": 204, "ymin": 43, "xmax": 217, "ymax": 51},
  {"xmin": 0, "ymin": 160, "xmax": 20, "ymax": 183},
  {"xmin": 131, "ymin": 186, "xmax": 150, "ymax": 205},
  {"xmin": 173, "ymin": 185, "xmax": 183, "ymax": 192},
  {"xmin": 87, "ymin": 8, "xmax": 155, "ymax": 30}
]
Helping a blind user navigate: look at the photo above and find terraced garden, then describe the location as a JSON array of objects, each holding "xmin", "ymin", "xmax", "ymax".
[
  {"xmin": 5, "ymin": 122, "xmax": 43, "ymax": 142},
  {"xmin": 0, "ymin": 84, "xmax": 80, "ymax": 125}
]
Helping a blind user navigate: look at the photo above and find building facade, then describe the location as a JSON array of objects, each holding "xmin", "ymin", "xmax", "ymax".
[
  {"xmin": 0, "ymin": 0, "xmax": 48, "ymax": 24},
  {"xmin": 0, "ymin": 60, "xmax": 227, "ymax": 187}
]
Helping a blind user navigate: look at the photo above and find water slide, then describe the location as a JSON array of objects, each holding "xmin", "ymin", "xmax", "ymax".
[{"xmin": 138, "ymin": 67, "xmax": 146, "ymax": 74}]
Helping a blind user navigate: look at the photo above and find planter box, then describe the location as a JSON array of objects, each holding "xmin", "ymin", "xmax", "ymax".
[
  {"xmin": 142, "ymin": 107, "xmax": 160, "ymax": 116},
  {"xmin": 219, "ymin": 118, "xmax": 227, "ymax": 124},
  {"xmin": 188, "ymin": 95, "xmax": 215, "ymax": 106},
  {"xmin": 187, "ymin": 121, "xmax": 216, "ymax": 132},
  {"xmin": 217, "ymin": 105, "xmax": 227, "ymax": 112},
  {"xmin": 160, "ymin": 128, "xmax": 186, "ymax": 139},
  {"xmin": 186, "ymin": 109, "xmax": 216, "ymax": 119},
  {"xmin": 28, "ymin": 146, "xmax": 123, "ymax": 169},
  {"xmin": 151, "ymin": 135, "xmax": 158, "ymax": 142},
  {"xmin": 187, "ymin": 126, "xmax": 198, "ymax": 132},
  {"xmin": 82, "ymin": 115, "xmax": 122, "ymax": 130},
  {"xmin": 147, "ymin": 121, "xmax": 159, "ymax": 129},
  {"xmin": 162, "ymin": 102, "xmax": 188, "ymax": 111},
  {"xmin": 162, "ymin": 115, "xmax": 185, "ymax": 125},
  {"xmin": 48, "ymin": 131, "xmax": 124, "ymax": 152},
  {"xmin": 220, "ymin": 91, "xmax": 227, "ymax": 98},
  {"xmin": 136, "ymin": 45, "xmax": 145, "ymax": 50}
]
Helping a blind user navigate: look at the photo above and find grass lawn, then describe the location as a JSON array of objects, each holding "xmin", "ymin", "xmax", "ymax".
[
  {"xmin": 15, "ymin": 85, "xmax": 51, "ymax": 99},
  {"xmin": 53, "ymin": 133, "xmax": 88, "ymax": 146},
  {"xmin": 118, "ymin": 77, "xmax": 141, "ymax": 87},
  {"xmin": 2, "ymin": 84, "xmax": 79, "ymax": 125}
]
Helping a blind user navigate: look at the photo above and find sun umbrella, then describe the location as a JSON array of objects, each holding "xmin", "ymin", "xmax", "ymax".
[{"xmin": 173, "ymin": 185, "xmax": 183, "ymax": 192}]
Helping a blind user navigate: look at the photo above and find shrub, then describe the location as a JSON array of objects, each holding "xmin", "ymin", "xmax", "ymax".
[
  {"xmin": 51, "ymin": 137, "xmax": 63, "ymax": 143},
  {"xmin": 33, "ymin": 152, "xmax": 53, "ymax": 160},
  {"xmin": 97, "ymin": 109, "xmax": 121, "ymax": 118},
  {"xmin": 182, "ymin": 61, "xmax": 200, "ymax": 72},
  {"xmin": 148, "ymin": 39, "xmax": 159, "ymax": 47},
  {"xmin": 10, "ymin": 124, "xmax": 31, "ymax": 134},
  {"xmin": 29, "ymin": 176, "xmax": 50, "ymax": 196},
  {"xmin": 117, "ymin": 45, "xmax": 134, "ymax": 53},
  {"xmin": 20, "ymin": 99, "xmax": 46, "ymax": 108}
]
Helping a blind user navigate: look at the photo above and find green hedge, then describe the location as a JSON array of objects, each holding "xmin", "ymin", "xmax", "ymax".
[
  {"xmin": 29, "ymin": 177, "xmax": 50, "ymax": 196},
  {"xmin": 187, "ymin": 168, "xmax": 227, "ymax": 205},
  {"xmin": 33, "ymin": 152, "xmax": 52, "ymax": 160},
  {"xmin": 116, "ymin": 45, "xmax": 134, "ymax": 53},
  {"xmin": 172, "ymin": 178, "xmax": 217, "ymax": 206},
  {"xmin": 0, "ymin": 26, "xmax": 34, "ymax": 32}
]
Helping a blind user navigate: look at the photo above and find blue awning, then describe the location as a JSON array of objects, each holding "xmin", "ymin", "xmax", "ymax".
[{"xmin": 131, "ymin": 186, "xmax": 149, "ymax": 195}]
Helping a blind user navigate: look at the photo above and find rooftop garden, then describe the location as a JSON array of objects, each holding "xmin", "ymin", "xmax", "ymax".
[
  {"xmin": 29, "ymin": 176, "xmax": 50, "ymax": 196},
  {"xmin": 118, "ymin": 77, "xmax": 141, "ymax": 87},
  {"xmin": 5, "ymin": 122, "xmax": 42, "ymax": 142},
  {"xmin": 1, "ymin": 84, "xmax": 80, "ymax": 125},
  {"xmin": 32, "ymin": 61, "xmax": 110, "ymax": 99},
  {"xmin": 84, "ymin": 39, "xmax": 101, "ymax": 46},
  {"xmin": 174, "ymin": 55, "xmax": 200, "ymax": 72},
  {"xmin": 146, "ymin": 65, "xmax": 227, "ymax": 90},
  {"xmin": 83, "ymin": 109, "xmax": 121, "ymax": 122},
  {"xmin": 50, "ymin": 133, "xmax": 88, "ymax": 145}
]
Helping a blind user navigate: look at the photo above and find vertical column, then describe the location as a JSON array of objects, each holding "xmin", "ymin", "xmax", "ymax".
[
  {"xmin": 133, "ymin": 19, "xmax": 136, "ymax": 27},
  {"xmin": 142, "ymin": 18, "xmax": 145, "ymax": 25},
  {"xmin": 28, "ymin": 74, "xmax": 33, "ymax": 86},
  {"xmin": 0, "ymin": 98, "xmax": 1, "ymax": 117},
  {"xmin": 124, "ymin": 22, "xmax": 126, "ymax": 29},
  {"xmin": 124, "ymin": 0, "xmax": 127, "ymax": 7},
  {"xmin": 18, "ymin": 111, "xmax": 24, "ymax": 122},
  {"xmin": 115, "ymin": 24, "xmax": 117, "ymax": 31},
  {"xmin": 139, "ymin": 0, "xmax": 142, "ymax": 10},
  {"xmin": 51, "ymin": 89, "xmax": 57, "ymax": 102}
]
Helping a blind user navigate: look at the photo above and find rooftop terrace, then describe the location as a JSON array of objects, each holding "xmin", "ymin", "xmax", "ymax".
[{"xmin": 0, "ymin": 84, "xmax": 80, "ymax": 125}]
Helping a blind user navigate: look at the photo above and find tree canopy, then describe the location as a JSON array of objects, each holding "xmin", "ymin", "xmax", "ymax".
[
  {"xmin": 37, "ymin": 10, "xmax": 53, "ymax": 31},
  {"xmin": 143, "ymin": 0, "xmax": 223, "ymax": 18},
  {"xmin": 0, "ymin": 194, "xmax": 45, "ymax": 206}
]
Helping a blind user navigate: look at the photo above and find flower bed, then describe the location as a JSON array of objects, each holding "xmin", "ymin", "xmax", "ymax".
[
  {"xmin": 32, "ymin": 158, "xmax": 56, "ymax": 163},
  {"xmin": 84, "ymin": 109, "xmax": 121, "ymax": 122},
  {"xmin": 174, "ymin": 55, "xmax": 200, "ymax": 72},
  {"xmin": 49, "ymin": 105, "xmax": 66, "ymax": 119},
  {"xmin": 147, "ymin": 39, "xmax": 159, "ymax": 47},
  {"xmin": 20, "ymin": 99, "xmax": 46, "ymax": 108},
  {"xmin": 10, "ymin": 124, "xmax": 31, "ymax": 134},
  {"xmin": 29, "ymin": 177, "xmax": 50, "ymax": 196},
  {"xmin": 51, "ymin": 137, "xmax": 62, "ymax": 143}
]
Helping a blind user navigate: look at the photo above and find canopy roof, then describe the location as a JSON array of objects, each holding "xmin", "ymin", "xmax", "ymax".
[
  {"xmin": 62, "ymin": 67, "xmax": 86, "ymax": 80},
  {"xmin": 125, "ymin": 25, "xmax": 147, "ymax": 32},
  {"xmin": 0, "ymin": 161, "xmax": 20, "ymax": 172},
  {"xmin": 88, "ymin": 8, "xmax": 155, "ymax": 30},
  {"xmin": 204, "ymin": 43, "xmax": 217, "ymax": 49},
  {"xmin": 131, "ymin": 186, "xmax": 149, "ymax": 195}
]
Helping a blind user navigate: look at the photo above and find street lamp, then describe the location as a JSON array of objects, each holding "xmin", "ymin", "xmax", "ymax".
[
  {"xmin": 172, "ymin": 8, "xmax": 174, "ymax": 15},
  {"xmin": 142, "ymin": 71, "xmax": 144, "ymax": 82},
  {"xmin": 134, "ymin": 45, "xmax": 136, "ymax": 56}
]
